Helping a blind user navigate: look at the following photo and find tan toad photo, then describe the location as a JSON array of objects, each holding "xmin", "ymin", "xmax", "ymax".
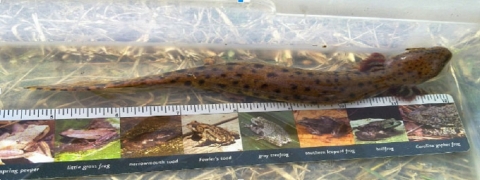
[{"xmin": 181, "ymin": 113, "xmax": 242, "ymax": 154}]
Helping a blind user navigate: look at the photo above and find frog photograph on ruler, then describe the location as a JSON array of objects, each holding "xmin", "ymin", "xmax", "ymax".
[
  {"xmin": 181, "ymin": 113, "xmax": 242, "ymax": 154},
  {"xmin": 294, "ymin": 109, "xmax": 354, "ymax": 148},
  {"xmin": 54, "ymin": 118, "xmax": 121, "ymax": 162},
  {"xmin": 239, "ymin": 111, "xmax": 300, "ymax": 150},
  {"xmin": 347, "ymin": 106, "xmax": 409, "ymax": 144},
  {"xmin": 0, "ymin": 120, "xmax": 54, "ymax": 165},
  {"xmin": 399, "ymin": 103, "xmax": 465, "ymax": 141},
  {"xmin": 120, "ymin": 116, "xmax": 184, "ymax": 158}
]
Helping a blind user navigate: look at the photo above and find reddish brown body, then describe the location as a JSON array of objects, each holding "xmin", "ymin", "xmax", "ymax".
[{"xmin": 26, "ymin": 47, "xmax": 452, "ymax": 104}]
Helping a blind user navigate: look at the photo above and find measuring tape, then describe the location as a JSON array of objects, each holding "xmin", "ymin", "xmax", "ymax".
[{"xmin": 0, "ymin": 94, "xmax": 454, "ymax": 120}]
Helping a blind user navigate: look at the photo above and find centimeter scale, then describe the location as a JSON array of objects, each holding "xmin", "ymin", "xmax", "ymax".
[
  {"xmin": 0, "ymin": 94, "xmax": 455, "ymax": 120},
  {"xmin": 0, "ymin": 94, "xmax": 470, "ymax": 179}
]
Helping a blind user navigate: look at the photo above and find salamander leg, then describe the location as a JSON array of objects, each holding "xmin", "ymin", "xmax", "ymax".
[{"xmin": 359, "ymin": 53, "xmax": 386, "ymax": 72}]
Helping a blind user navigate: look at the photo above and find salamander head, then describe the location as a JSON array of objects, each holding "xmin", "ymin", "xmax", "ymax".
[{"xmin": 386, "ymin": 46, "xmax": 452, "ymax": 85}]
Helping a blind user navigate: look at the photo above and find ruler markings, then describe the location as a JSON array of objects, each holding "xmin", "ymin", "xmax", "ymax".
[{"xmin": 0, "ymin": 94, "xmax": 455, "ymax": 120}]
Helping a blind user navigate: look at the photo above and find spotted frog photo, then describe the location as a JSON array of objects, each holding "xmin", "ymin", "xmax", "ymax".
[
  {"xmin": 400, "ymin": 104, "xmax": 465, "ymax": 141},
  {"xmin": 181, "ymin": 113, "xmax": 242, "ymax": 154}
]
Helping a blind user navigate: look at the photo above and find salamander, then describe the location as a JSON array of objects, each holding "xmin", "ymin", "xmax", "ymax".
[{"xmin": 25, "ymin": 46, "xmax": 452, "ymax": 104}]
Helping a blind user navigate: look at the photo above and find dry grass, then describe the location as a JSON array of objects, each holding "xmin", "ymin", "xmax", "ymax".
[{"xmin": 0, "ymin": 1, "xmax": 479, "ymax": 179}]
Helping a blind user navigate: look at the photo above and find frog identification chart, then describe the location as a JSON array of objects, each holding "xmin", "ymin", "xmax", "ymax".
[{"xmin": 0, "ymin": 94, "xmax": 470, "ymax": 179}]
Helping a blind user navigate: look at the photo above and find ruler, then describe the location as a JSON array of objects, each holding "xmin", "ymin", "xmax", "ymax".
[
  {"xmin": 0, "ymin": 93, "xmax": 469, "ymax": 180},
  {"xmin": 0, "ymin": 94, "xmax": 454, "ymax": 120}
]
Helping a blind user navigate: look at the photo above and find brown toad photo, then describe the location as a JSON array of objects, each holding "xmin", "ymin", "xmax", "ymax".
[{"xmin": 181, "ymin": 113, "xmax": 242, "ymax": 154}]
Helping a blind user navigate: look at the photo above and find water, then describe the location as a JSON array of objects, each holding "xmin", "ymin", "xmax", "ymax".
[
  {"xmin": 0, "ymin": 43, "xmax": 478, "ymax": 179},
  {"xmin": 1, "ymin": 0, "xmax": 479, "ymax": 178}
]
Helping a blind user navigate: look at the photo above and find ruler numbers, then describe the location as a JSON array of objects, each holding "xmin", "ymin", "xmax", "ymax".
[{"xmin": 0, "ymin": 94, "xmax": 455, "ymax": 121}]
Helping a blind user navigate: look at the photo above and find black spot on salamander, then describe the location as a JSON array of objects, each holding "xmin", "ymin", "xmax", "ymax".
[
  {"xmin": 326, "ymin": 79, "xmax": 331, "ymax": 83},
  {"xmin": 290, "ymin": 84, "xmax": 298, "ymax": 90},
  {"xmin": 402, "ymin": 78, "xmax": 407, "ymax": 82},
  {"xmin": 307, "ymin": 72, "xmax": 314, "ymax": 77},
  {"xmin": 324, "ymin": 97, "xmax": 331, "ymax": 101},
  {"xmin": 212, "ymin": 68, "xmax": 219, "ymax": 71},
  {"xmin": 198, "ymin": 79, "xmax": 205, "ymax": 85},
  {"xmin": 349, "ymin": 93, "xmax": 356, "ymax": 98},
  {"xmin": 205, "ymin": 74, "xmax": 211, "ymax": 79},
  {"xmin": 281, "ymin": 68, "xmax": 289, "ymax": 72},
  {"xmin": 304, "ymin": 87, "xmax": 311, "ymax": 92},
  {"xmin": 282, "ymin": 96, "xmax": 290, "ymax": 100},
  {"xmin": 252, "ymin": 92, "xmax": 260, "ymax": 96},
  {"xmin": 232, "ymin": 80, "xmax": 240, "ymax": 85},
  {"xmin": 295, "ymin": 71, "xmax": 302, "ymax": 75},
  {"xmin": 334, "ymin": 78, "xmax": 339, "ymax": 83},
  {"xmin": 266, "ymin": 72, "xmax": 278, "ymax": 78},
  {"xmin": 216, "ymin": 83, "xmax": 227, "ymax": 89},
  {"xmin": 197, "ymin": 66, "xmax": 207, "ymax": 70},
  {"xmin": 170, "ymin": 79, "xmax": 177, "ymax": 84},
  {"xmin": 315, "ymin": 79, "xmax": 321, "ymax": 84},
  {"xmin": 251, "ymin": 69, "xmax": 257, "ymax": 73},
  {"xmin": 358, "ymin": 82, "xmax": 364, "ymax": 87},
  {"xmin": 274, "ymin": 89, "xmax": 281, "ymax": 93},
  {"xmin": 253, "ymin": 64, "xmax": 265, "ymax": 69},
  {"xmin": 235, "ymin": 73, "xmax": 243, "ymax": 77},
  {"xmin": 260, "ymin": 84, "xmax": 268, "ymax": 89},
  {"xmin": 36, "ymin": 87, "xmax": 44, "ymax": 90},
  {"xmin": 227, "ymin": 66, "xmax": 234, "ymax": 71},
  {"xmin": 220, "ymin": 73, "xmax": 227, "ymax": 78},
  {"xmin": 267, "ymin": 95, "xmax": 276, "ymax": 99},
  {"xmin": 243, "ymin": 84, "xmax": 250, "ymax": 89},
  {"xmin": 289, "ymin": 74, "xmax": 294, "ymax": 78},
  {"xmin": 184, "ymin": 81, "xmax": 192, "ymax": 86},
  {"xmin": 339, "ymin": 87, "xmax": 346, "ymax": 92}
]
